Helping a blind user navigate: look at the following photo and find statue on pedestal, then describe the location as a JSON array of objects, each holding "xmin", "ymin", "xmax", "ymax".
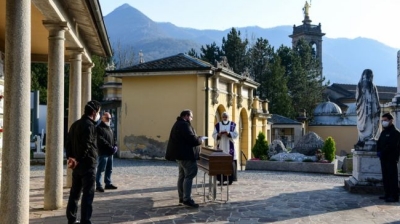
[
  {"xmin": 303, "ymin": 1, "xmax": 310, "ymax": 17},
  {"xmin": 355, "ymin": 69, "xmax": 381, "ymax": 150}
]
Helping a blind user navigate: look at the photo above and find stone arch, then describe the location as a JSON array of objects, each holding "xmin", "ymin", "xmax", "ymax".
[
  {"xmin": 238, "ymin": 108, "xmax": 249, "ymax": 167},
  {"xmin": 310, "ymin": 41, "xmax": 318, "ymax": 58},
  {"xmin": 212, "ymin": 104, "xmax": 227, "ymax": 148},
  {"xmin": 214, "ymin": 104, "xmax": 226, "ymax": 125}
]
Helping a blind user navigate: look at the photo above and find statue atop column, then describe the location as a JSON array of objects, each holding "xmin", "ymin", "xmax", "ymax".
[
  {"xmin": 303, "ymin": 1, "xmax": 310, "ymax": 17},
  {"xmin": 355, "ymin": 69, "xmax": 381, "ymax": 150}
]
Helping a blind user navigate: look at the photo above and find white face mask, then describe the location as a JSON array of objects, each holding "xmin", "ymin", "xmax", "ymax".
[
  {"xmin": 105, "ymin": 121, "xmax": 111, "ymax": 126},
  {"xmin": 94, "ymin": 113, "xmax": 100, "ymax": 122},
  {"xmin": 382, "ymin": 121, "xmax": 390, "ymax": 128}
]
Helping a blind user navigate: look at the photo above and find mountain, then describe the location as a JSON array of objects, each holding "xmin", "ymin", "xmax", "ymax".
[{"xmin": 104, "ymin": 4, "xmax": 399, "ymax": 86}]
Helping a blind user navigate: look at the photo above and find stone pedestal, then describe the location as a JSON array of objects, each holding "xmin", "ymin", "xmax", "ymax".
[
  {"xmin": 354, "ymin": 139, "xmax": 377, "ymax": 151},
  {"xmin": 33, "ymin": 152, "xmax": 45, "ymax": 159},
  {"xmin": 344, "ymin": 150, "xmax": 400, "ymax": 194}
]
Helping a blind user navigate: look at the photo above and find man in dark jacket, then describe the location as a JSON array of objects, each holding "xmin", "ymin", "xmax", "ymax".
[
  {"xmin": 96, "ymin": 112, "xmax": 118, "ymax": 192},
  {"xmin": 66, "ymin": 100, "xmax": 101, "ymax": 224},
  {"xmin": 166, "ymin": 109, "xmax": 203, "ymax": 208},
  {"xmin": 377, "ymin": 112, "xmax": 400, "ymax": 203}
]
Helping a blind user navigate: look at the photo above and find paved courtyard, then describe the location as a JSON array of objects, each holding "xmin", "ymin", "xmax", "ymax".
[{"xmin": 29, "ymin": 159, "xmax": 400, "ymax": 224}]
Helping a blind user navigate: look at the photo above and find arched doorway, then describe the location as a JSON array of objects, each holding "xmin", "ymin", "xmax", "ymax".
[{"xmin": 212, "ymin": 105, "xmax": 226, "ymax": 147}]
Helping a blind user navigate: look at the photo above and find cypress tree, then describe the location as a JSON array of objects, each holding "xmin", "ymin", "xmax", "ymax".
[
  {"xmin": 322, "ymin": 137, "xmax": 336, "ymax": 162},
  {"xmin": 252, "ymin": 132, "xmax": 269, "ymax": 160}
]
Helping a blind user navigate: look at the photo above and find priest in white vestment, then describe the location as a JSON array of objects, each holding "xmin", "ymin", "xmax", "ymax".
[{"xmin": 212, "ymin": 112, "xmax": 238, "ymax": 184}]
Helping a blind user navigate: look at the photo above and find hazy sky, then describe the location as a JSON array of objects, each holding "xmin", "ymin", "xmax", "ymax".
[{"xmin": 99, "ymin": 0, "xmax": 400, "ymax": 49}]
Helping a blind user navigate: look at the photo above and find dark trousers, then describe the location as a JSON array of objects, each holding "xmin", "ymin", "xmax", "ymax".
[
  {"xmin": 177, "ymin": 160, "xmax": 198, "ymax": 202},
  {"xmin": 66, "ymin": 167, "xmax": 96, "ymax": 224},
  {"xmin": 217, "ymin": 160, "xmax": 237, "ymax": 184},
  {"xmin": 380, "ymin": 159, "xmax": 399, "ymax": 199},
  {"xmin": 96, "ymin": 155, "xmax": 113, "ymax": 188}
]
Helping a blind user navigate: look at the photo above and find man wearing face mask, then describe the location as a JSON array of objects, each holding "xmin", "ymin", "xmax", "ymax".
[
  {"xmin": 95, "ymin": 112, "xmax": 118, "ymax": 192},
  {"xmin": 377, "ymin": 112, "xmax": 400, "ymax": 203},
  {"xmin": 66, "ymin": 100, "xmax": 101, "ymax": 224}
]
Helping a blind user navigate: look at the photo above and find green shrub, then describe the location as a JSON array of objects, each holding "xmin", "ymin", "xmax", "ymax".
[
  {"xmin": 252, "ymin": 132, "xmax": 269, "ymax": 159},
  {"xmin": 322, "ymin": 136, "xmax": 336, "ymax": 162}
]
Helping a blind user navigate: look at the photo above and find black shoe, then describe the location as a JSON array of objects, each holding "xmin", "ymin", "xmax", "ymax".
[
  {"xmin": 385, "ymin": 197, "xmax": 399, "ymax": 203},
  {"xmin": 182, "ymin": 199, "xmax": 199, "ymax": 208},
  {"xmin": 96, "ymin": 187, "xmax": 104, "ymax": 192},
  {"xmin": 379, "ymin": 196, "xmax": 388, "ymax": 200},
  {"xmin": 179, "ymin": 199, "xmax": 183, "ymax": 205},
  {"xmin": 105, "ymin": 184, "xmax": 118, "ymax": 190}
]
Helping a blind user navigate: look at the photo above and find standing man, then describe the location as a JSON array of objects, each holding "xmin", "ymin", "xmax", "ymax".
[
  {"xmin": 166, "ymin": 109, "xmax": 203, "ymax": 208},
  {"xmin": 66, "ymin": 100, "xmax": 101, "ymax": 224},
  {"xmin": 212, "ymin": 112, "xmax": 239, "ymax": 185},
  {"xmin": 377, "ymin": 112, "xmax": 400, "ymax": 203},
  {"xmin": 96, "ymin": 112, "xmax": 118, "ymax": 192}
]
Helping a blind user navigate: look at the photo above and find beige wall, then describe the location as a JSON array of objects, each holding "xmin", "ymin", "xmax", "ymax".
[
  {"xmin": 308, "ymin": 126, "xmax": 357, "ymax": 155},
  {"xmin": 119, "ymin": 74, "xmax": 206, "ymax": 158}
]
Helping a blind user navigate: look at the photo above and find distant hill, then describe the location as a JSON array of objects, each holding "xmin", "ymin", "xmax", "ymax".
[{"xmin": 104, "ymin": 3, "xmax": 398, "ymax": 86}]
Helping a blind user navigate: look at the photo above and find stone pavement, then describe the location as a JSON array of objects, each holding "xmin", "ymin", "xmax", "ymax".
[{"xmin": 29, "ymin": 159, "xmax": 400, "ymax": 224}]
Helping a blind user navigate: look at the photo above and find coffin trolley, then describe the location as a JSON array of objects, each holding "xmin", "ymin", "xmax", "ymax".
[{"xmin": 197, "ymin": 146, "xmax": 233, "ymax": 202}]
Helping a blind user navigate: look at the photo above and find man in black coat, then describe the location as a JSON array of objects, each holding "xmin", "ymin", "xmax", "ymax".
[
  {"xmin": 377, "ymin": 112, "xmax": 400, "ymax": 203},
  {"xmin": 96, "ymin": 112, "xmax": 118, "ymax": 192},
  {"xmin": 166, "ymin": 109, "xmax": 203, "ymax": 208},
  {"xmin": 66, "ymin": 100, "xmax": 101, "ymax": 224}
]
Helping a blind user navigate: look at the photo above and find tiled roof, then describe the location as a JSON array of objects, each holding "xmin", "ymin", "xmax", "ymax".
[
  {"xmin": 268, "ymin": 114, "xmax": 302, "ymax": 125},
  {"xmin": 328, "ymin": 83, "xmax": 396, "ymax": 101},
  {"xmin": 107, "ymin": 53, "xmax": 213, "ymax": 73}
]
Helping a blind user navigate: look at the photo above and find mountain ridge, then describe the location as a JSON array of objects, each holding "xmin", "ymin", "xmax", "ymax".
[{"xmin": 104, "ymin": 4, "xmax": 398, "ymax": 86}]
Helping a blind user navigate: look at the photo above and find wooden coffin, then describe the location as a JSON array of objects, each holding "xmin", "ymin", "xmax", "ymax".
[{"xmin": 198, "ymin": 146, "xmax": 233, "ymax": 176}]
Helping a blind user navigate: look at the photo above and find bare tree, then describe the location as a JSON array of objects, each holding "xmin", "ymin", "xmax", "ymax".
[{"xmin": 112, "ymin": 40, "xmax": 136, "ymax": 69}]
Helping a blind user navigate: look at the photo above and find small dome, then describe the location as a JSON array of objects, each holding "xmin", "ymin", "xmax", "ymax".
[{"xmin": 313, "ymin": 101, "xmax": 342, "ymax": 115}]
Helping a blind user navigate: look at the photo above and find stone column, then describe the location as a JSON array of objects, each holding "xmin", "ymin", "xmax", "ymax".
[
  {"xmin": 66, "ymin": 48, "xmax": 83, "ymax": 187},
  {"xmin": 397, "ymin": 51, "xmax": 400, "ymax": 96},
  {"xmin": 81, "ymin": 63, "xmax": 94, "ymax": 114},
  {"xmin": 394, "ymin": 50, "xmax": 400, "ymax": 129},
  {"xmin": 43, "ymin": 21, "xmax": 68, "ymax": 210},
  {"xmin": 0, "ymin": 0, "xmax": 31, "ymax": 223}
]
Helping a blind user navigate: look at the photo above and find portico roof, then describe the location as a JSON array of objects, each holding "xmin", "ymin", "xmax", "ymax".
[
  {"xmin": 268, "ymin": 114, "xmax": 302, "ymax": 125},
  {"xmin": 108, "ymin": 53, "xmax": 260, "ymax": 88},
  {"xmin": 108, "ymin": 53, "xmax": 213, "ymax": 74},
  {"xmin": 327, "ymin": 83, "xmax": 396, "ymax": 101},
  {"xmin": 0, "ymin": 0, "xmax": 112, "ymax": 62}
]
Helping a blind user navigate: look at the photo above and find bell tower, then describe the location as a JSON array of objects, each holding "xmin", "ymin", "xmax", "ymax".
[{"xmin": 289, "ymin": 1, "xmax": 325, "ymax": 74}]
